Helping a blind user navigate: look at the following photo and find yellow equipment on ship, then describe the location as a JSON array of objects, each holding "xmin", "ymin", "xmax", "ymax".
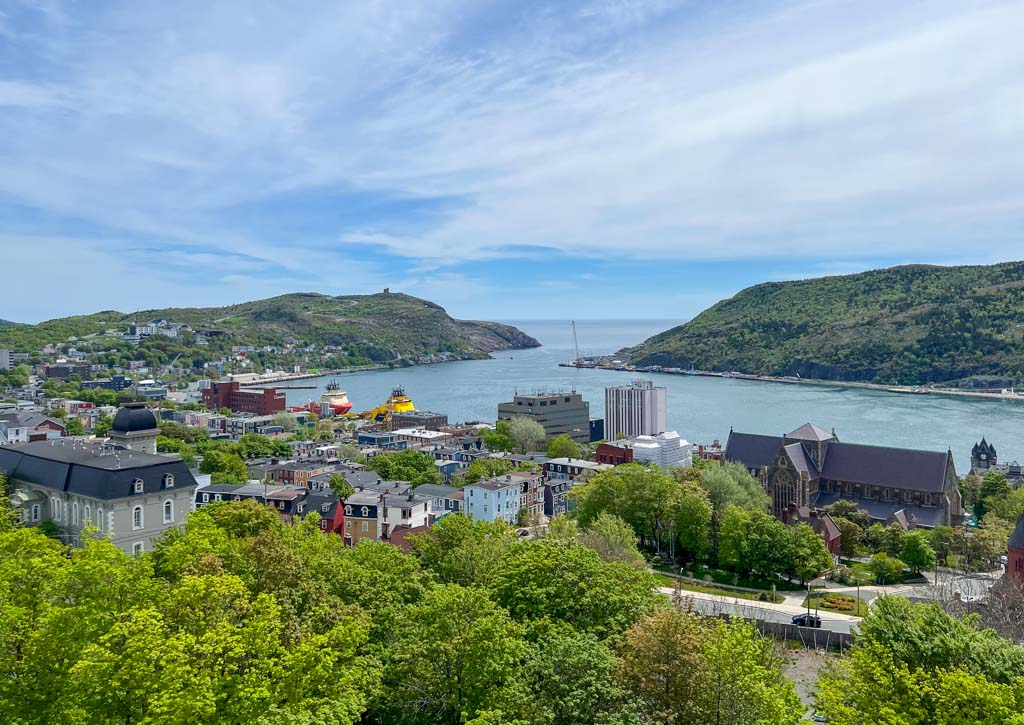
[{"xmin": 359, "ymin": 385, "xmax": 416, "ymax": 423}]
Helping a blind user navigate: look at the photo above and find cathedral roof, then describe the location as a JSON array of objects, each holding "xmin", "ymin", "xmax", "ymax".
[
  {"xmin": 785, "ymin": 423, "xmax": 836, "ymax": 442},
  {"xmin": 783, "ymin": 442, "xmax": 818, "ymax": 476}
]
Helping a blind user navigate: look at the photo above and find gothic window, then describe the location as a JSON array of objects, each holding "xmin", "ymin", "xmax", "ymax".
[
  {"xmin": 132, "ymin": 505, "xmax": 143, "ymax": 530},
  {"xmin": 163, "ymin": 500, "xmax": 173, "ymax": 524}
]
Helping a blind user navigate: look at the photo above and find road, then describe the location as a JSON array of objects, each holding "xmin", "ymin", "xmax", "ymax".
[{"xmin": 658, "ymin": 587, "xmax": 859, "ymax": 634}]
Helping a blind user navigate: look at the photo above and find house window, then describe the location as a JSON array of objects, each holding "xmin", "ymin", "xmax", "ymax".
[
  {"xmin": 133, "ymin": 479, "xmax": 144, "ymax": 494},
  {"xmin": 202, "ymin": 493, "xmax": 210, "ymax": 503},
  {"xmin": 31, "ymin": 504, "xmax": 40, "ymax": 522},
  {"xmin": 345, "ymin": 505, "xmax": 352, "ymax": 515},
  {"xmin": 214, "ymin": 494, "xmax": 222, "ymax": 501},
  {"xmin": 346, "ymin": 521, "xmax": 351, "ymax": 530},
  {"xmin": 163, "ymin": 473, "xmax": 174, "ymax": 488},
  {"xmin": 163, "ymin": 500, "xmax": 173, "ymax": 524},
  {"xmin": 322, "ymin": 503, "xmax": 329, "ymax": 512},
  {"xmin": 132, "ymin": 542, "xmax": 144, "ymax": 555},
  {"xmin": 361, "ymin": 521, "xmax": 368, "ymax": 532},
  {"xmin": 97, "ymin": 506, "xmax": 103, "ymax": 527},
  {"xmin": 84, "ymin": 504, "xmax": 91, "ymax": 524},
  {"xmin": 361, "ymin": 506, "xmax": 368, "ymax": 517},
  {"xmin": 132, "ymin": 505, "xmax": 143, "ymax": 530},
  {"xmin": 72, "ymin": 502, "xmax": 79, "ymax": 525}
]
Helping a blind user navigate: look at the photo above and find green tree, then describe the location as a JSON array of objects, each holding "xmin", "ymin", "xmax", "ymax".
[
  {"xmin": 367, "ymin": 449, "xmax": 441, "ymax": 487},
  {"xmin": 65, "ymin": 418, "xmax": 85, "ymax": 436},
  {"xmin": 879, "ymin": 522, "xmax": 906, "ymax": 558},
  {"xmin": 822, "ymin": 500, "xmax": 872, "ymax": 530},
  {"xmin": 410, "ymin": 516, "xmax": 517, "ymax": 588},
  {"xmin": 508, "ymin": 416, "xmax": 546, "ymax": 454},
  {"xmin": 745, "ymin": 511, "xmax": 794, "ymax": 580},
  {"xmin": 523, "ymin": 629, "xmax": 636, "ymax": 725},
  {"xmin": 199, "ymin": 449, "xmax": 249, "ymax": 484},
  {"xmin": 270, "ymin": 410, "xmax": 298, "ymax": 432},
  {"xmin": 489, "ymin": 539, "xmax": 656, "ymax": 639},
  {"xmin": 546, "ymin": 434, "xmax": 583, "ymax": 460},
  {"xmin": 717, "ymin": 505, "xmax": 751, "ymax": 574},
  {"xmin": 977, "ymin": 470, "xmax": 1012, "ymax": 519},
  {"xmin": 237, "ymin": 433, "xmax": 276, "ymax": 459},
  {"xmin": 619, "ymin": 608, "xmax": 802, "ymax": 725},
  {"xmin": 573, "ymin": 464, "xmax": 679, "ymax": 554},
  {"xmin": 832, "ymin": 517, "xmax": 863, "ymax": 558},
  {"xmin": 929, "ymin": 524, "xmax": 955, "ymax": 563},
  {"xmin": 579, "ymin": 513, "xmax": 646, "ymax": 568},
  {"xmin": 92, "ymin": 413, "xmax": 113, "ymax": 437},
  {"xmin": 700, "ymin": 462, "xmax": 768, "ymax": 562},
  {"xmin": 463, "ymin": 457, "xmax": 516, "ymax": 484},
  {"xmin": 482, "ymin": 421, "xmax": 516, "ymax": 453},
  {"xmin": 378, "ymin": 584, "xmax": 529, "ymax": 725},
  {"xmin": 901, "ymin": 529, "xmax": 937, "ymax": 574},
  {"xmin": 329, "ymin": 472, "xmax": 355, "ymax": 500},
  {"xmin": 868, "ymin": 552, "xmax": 905, "ymax": 584},
  {"xmin": 790, "ymin": 523, "xmax": 833, "ymax": 583},
  {"xmin": 674, "ymin": 482, "xmax": 711, "ymax": 565},
  {"xmin": 815, "ymin": 597, "xmax": 1024, "ymax": 724}
]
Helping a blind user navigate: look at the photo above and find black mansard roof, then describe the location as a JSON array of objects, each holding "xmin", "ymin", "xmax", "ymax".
[{"xmin": 0, "ymin": 440, "xmax": 196, "ymax": 501}]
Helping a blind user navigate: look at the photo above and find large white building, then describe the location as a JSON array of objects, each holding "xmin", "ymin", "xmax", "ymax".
[
  {"xmin": 604, "ymin": 380, "xmax": 667, "ymax": 440},
  {"xmin": 628, "ymin": 431, "xmax": 693, "ymax": 470}
]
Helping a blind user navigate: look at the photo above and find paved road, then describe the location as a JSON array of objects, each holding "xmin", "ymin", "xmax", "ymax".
[{"xmin": 658, "ymin": 588, "xmax": 858, "ymax": 634}]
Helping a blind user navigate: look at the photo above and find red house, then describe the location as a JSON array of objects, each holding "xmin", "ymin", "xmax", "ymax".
[{"xmin": 596, "ymin": 442, "xmax": 634, "ymax": 466}]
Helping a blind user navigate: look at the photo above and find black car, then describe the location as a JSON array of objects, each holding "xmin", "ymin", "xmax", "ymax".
[{"xmin": 792, "ymin": 613, "xmax": 822, "ymax": 628}]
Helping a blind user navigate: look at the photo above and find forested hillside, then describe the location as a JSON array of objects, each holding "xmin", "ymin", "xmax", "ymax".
[
  {"xmin": 627, "ymin": 262, "xmax": 1024, "ymax": 385},
  {"xmin": 0, "ymin": 292, "xmax": 539, "ymax": 371}
]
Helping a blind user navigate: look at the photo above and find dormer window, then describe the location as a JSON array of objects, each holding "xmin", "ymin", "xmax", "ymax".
[
  {"xmin": 322, "ymin": 503, "xmax": 330, "ymax": 512},
  {"xmin": 133, "ymin": 479, "xmax": 144, "ymax": 494},
  {"xmin": 163, "ymin": 473, "xmax": 174, "ymax": 488},
  {"xmin": 361, "ymin": 506, "xmax": 369, "ymax": 517}
]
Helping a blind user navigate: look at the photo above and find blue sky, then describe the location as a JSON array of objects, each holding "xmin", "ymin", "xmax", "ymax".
[{"xmin": 2, "ymin": 0, "xmax": 1023, "ymax": 323}]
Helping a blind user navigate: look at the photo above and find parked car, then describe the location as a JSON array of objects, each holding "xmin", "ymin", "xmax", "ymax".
[{"xmin": 792, "ymin": 613, "xmax": 822, "ymax": 628}]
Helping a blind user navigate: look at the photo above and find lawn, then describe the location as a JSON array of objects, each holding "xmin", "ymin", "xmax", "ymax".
[
  {"xmin": 837, "ymin": 560, "xmax": 919, "ymax": 586},
  {"xmin": 654, "ymin": 573, "xmax": 785, "ymax": 603},
  {"xmin": 657, "ymin": 564, "xmax": 808, "ymax": 592},
  {"xmin": 801, "ymin": 591, "xmax": 869, "ymax": 617}
]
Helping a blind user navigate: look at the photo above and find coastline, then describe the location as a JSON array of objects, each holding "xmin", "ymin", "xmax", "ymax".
[{"xmin": 561, "ymin": 362, "xmax": 1024, "ymax": 404}]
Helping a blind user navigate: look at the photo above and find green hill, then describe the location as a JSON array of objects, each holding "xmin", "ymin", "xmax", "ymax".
[
  {"xmin": 626, "ymin": 262, "xmax": 1024, "ymax": 386},
  {"xmin": 0, "ymin": 292, "xmax": 539, "ymax": 368},
  {"xmin": 0, "ymin": 319, "xmax": 17, "ymax": 327}
]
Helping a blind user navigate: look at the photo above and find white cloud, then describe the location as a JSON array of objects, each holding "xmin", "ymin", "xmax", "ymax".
[{"xmin": 1, "ymin": 0, "xmax": 1023, "ymax": 316}]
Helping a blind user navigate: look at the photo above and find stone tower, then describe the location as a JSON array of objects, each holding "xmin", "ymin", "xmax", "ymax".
[
  {"xmin": 107, "ymin": 403, "xmax": 159, "ymax": 455},
  {"xmin": 971, "ymin": 438, "xmax": 997, "ymax": 472}
]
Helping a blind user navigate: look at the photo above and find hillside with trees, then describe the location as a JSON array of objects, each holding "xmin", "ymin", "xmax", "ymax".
[
  {"xmin": 0, "ymin": 291, "xmax": 539, "ymax": 372},
  {"xmin": 626, "ymin": 262, "xmax": 1024, "ymax": 385}
]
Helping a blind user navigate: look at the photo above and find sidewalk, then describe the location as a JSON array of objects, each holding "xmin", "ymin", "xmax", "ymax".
[{"xmin": 657, "ymin": 587, "xmax": 863, "ymax": 623}]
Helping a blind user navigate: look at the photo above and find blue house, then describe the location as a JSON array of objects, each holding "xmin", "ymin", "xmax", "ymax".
[
  {"xmin": 464, "ymin": 476, "xmax": 523, "ymax": 524},
  {"xmin": 415, "ymin": 483, "xmax": 465, "ymax": 519}
]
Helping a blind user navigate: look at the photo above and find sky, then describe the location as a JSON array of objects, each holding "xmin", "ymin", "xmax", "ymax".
[{"xmin": 1, "ymin": 0, "xmax": 1023, "ymax": 324}]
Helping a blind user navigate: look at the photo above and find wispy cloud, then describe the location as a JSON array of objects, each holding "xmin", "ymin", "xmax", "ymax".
[{"xmin": 0, "ymin": 0, "xmax": 1022, "ymax": 322}]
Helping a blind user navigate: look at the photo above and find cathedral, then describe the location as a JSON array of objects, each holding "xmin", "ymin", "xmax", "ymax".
[
  {"xmin": 970, "ymin": 437, "xmax": 1023, "ymax": 485},
  {"xmin": 725, "ymin": 423, "xmax": 962, "ymax": 528}
]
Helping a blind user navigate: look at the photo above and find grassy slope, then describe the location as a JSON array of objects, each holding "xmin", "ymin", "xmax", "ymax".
[
  {"xmin": 627, "ymin": 262, "xmax": 1024, "ymax": 385},
  {"xmin": 0, "ymin": 292, "xmax": 540, "ymax": 358}
]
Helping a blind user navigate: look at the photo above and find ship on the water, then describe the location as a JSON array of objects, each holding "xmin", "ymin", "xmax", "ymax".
[
  {"xmin": 360, "ymin": 385, "xmax": 416, "ymax": 423},
  {"xmin": 292, "ymin": 380, "xmax": 353, "ymax": 415}
]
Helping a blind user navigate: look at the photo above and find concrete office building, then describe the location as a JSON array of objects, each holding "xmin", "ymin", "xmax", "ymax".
[
  {"xmin": 497, "ymin": 391, "xmax": 590, "ymax": 444},
  {"xmin": 604, "ymin": 380, "xmax": 666, "ymax": 440}
]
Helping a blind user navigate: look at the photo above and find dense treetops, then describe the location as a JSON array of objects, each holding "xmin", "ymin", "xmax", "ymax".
[
  {"xmin": 627, "ymin": 261, "xmax": 1024, "ymax": 385},
  {"xmin": 0, "ymin": 496, "xmax": 812, "ymax": 724},
  {"xmin": 816, "ymin": 597, "xmax": 1024, "ymax": 723}
]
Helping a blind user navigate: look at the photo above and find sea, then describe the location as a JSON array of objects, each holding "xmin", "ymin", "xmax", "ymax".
[{"xmin": 273, "ymin": 319, "xmax": 1024, "ymax": 473}]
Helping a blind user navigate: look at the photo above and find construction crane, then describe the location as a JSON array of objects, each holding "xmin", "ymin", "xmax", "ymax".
[{"xmin": 572, "ymin": 320, "xmax": 583, "ymax": 367}]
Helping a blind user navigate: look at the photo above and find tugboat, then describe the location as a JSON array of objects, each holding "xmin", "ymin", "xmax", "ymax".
[
  {"xmin": 293, "ymin": 380, "xmax": 353, "ymax": 416},
  {"xmin": 360, "ymin": 385, "xmax": 416, "ymax": 423}
]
